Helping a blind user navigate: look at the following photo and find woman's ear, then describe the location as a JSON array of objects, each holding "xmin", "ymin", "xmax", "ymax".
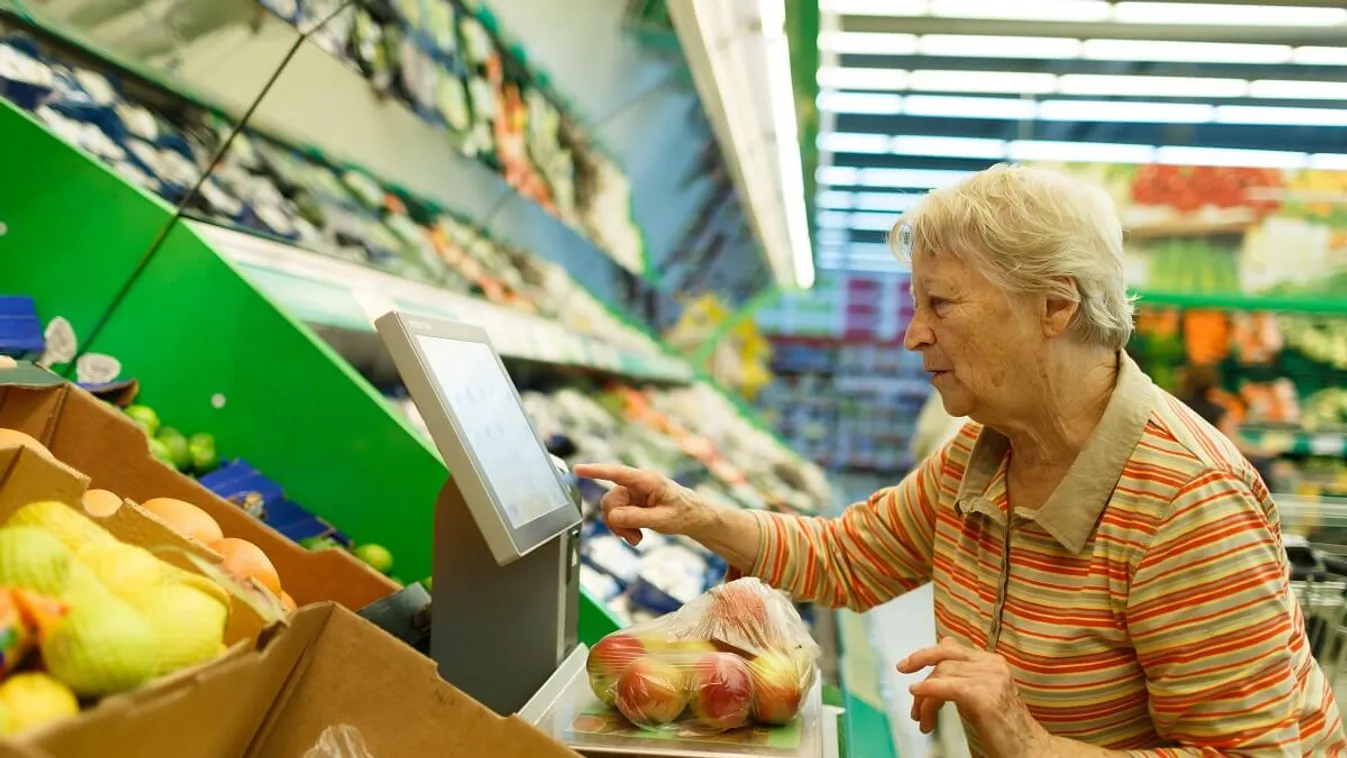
[{"xmin": 1042, "ymin": 278, "xmax": 1080, "ymax": 338}]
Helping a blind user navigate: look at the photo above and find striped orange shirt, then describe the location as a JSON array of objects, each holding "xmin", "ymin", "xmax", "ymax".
[{"xmin": 742, "ymin": 355, "xmax": 1346, "ymax": 755}]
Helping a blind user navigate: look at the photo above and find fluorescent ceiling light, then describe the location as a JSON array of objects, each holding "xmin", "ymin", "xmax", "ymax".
[
  {"xmin": 850, "ymin": 212, "xmax": 902, "ymax": 231},
  {"xmin": 817, "ymin": 31, "xmax": 917, "ymax": 55},
  {"xmin": 854, "ymin": 192, "xmax": 925, "ymax": 212},
  {"xmin": 903, "ymin": 94, "xmax": 1036, "ymax": 120},
  {"xmin": 1155, "ymin": 146, "xmax": 1308, "ymax": 169},
  {"xmin": 817, "ymin": 91, "xmax": 903, "ymax": 115},
  {"xmin": 818, "ymin": 67, "xmax": 909, "ymax": 90},
  {"xmin": 859, "ymin": 168, "xmax": 971, "ymax": 189},
  {"xmin": 1080, "ymin": 39, "xmax": 1291, "ymax": 65},
  {"xmin": 1249, "ymin": 79, "xmax": 1347, "ymax": 101},
  {"xmin": 818, "ymin": 166, "xmax": 860, "ymax": 186},
  {"xmin": 816, "ymin": 211, "xmax": 850, "ymax": 229},
  {"xmin": 1215, "ymin": 105, "xmax": 1347, "ymax": 127},
  {"xmin": 1294, "ymin": 47, "xmax": 1347, "ymax": 66},
  {"xmin": 1038, "ymin": 99, "xmax": 1213, "ymax": 124},
  {"xmin": 892, "ymin": 134, "xmax": 1007, "ymax": 159},
  {"xmin": 928, "ymin": 0, "xmax": 1110, "ymax": 22},
  {"xmin": 818, "ymin": 130, "xmax": 1347, "ymax": 172},
  {"xmin": 818, "ymin": 132, "xmax": 891, "ymax": 154},
  {"xmin": 1112, "ymin": 2, "xmax": 1347, "ymax": 26},
  {"xmin": 820, "ymin": 0, "xmax": 1347, "ymax": 28},
  {"xmin": 819, "ymin": 92, "xmax": 1347, "ymax": 129},
  {"xmin": 918, "ymin": 35, "xmax": 1081, "ymax": 59},
  {"xmin": 1009, "ymin": 139, "xmax": 1155, "ymax": 164},
  {"xmin": 819, "ymin": 31, "xmax": 1347, "ymax": 69},
  {"xmin": 1058, "ymin": 74, "xmax": 1247, "ymax": 98},
  {"xmin": 817, "ymin": 228, "xmax": 851, "ymax": 247},
  {"xmin": 818, "ymin": 0, "xmax": 926, "ymax": 15},
  {"xmin": 817, "ymin": 190, "xmax": 854, "ymax": 209},
  {"xmin": 911, "ymin": 69, "xmax": 1056, "ymax": 94},
  {"xmin": 1309, "ymin": 154, "xmax": 1347, "ymax": 171}
]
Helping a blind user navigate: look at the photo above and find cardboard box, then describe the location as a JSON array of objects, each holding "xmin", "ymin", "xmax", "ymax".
[
  {"xmin": 0, "ymin": 370, "xmax": 398, "ymax": 609},
  {"xmin": 0, "ymin": 442, "xmax": 271, "ymax": 644},
  {"xmin": 3, "ymin": 604, "xmax": 582, "ymax": 758}
]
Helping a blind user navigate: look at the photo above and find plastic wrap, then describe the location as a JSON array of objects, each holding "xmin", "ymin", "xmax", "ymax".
[
  {"xmin": 302, "ymin": 725, "xmax": 376, "ymax": 758},
  {"xmin": 585, "ymin": 577, "xmax": 820, "ymax": 735}
]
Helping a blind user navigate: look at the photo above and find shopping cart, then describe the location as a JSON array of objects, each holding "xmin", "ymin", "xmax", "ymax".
[{"xmin": 1287, "ymin": 534, "xmax": 1347, "ymax": 670}]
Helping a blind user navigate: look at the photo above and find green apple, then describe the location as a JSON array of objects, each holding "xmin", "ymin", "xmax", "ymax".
[
  {"xmin": 353, "ymin": 544, "xmax": 394, "ymax": 575},
  {"xmin": 124, "ymin": 405, "xmax": 160, "ymax": 436}
]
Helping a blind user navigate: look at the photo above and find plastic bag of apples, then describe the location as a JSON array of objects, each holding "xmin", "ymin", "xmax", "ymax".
[{"xmin": 585, "ymin": 577, "xmax": 821, "ymax": 734}]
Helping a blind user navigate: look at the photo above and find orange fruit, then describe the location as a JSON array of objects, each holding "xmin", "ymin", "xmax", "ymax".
[
  {"xmin": 141, "ymin": 498, "xmax": 224, "ymax": 545},
  {"xmin": 0, "ymin": 429, "xmax": 55, "ymax": 461},
  {"xmin": 280, "ymin": 591, "xmax": 297, "ymax": 613},
  {"xmin": 212, "ymin": 538, "xmax": 282, "ymax": 597},
  {"xmin": 82, "ymin": 489, "xmax": 123, "ymax": 517}
]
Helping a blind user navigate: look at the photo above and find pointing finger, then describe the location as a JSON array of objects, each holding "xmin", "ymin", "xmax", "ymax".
[{"xmin": 574, "ymin": 463, "xmax": 665, "ymax": 493}]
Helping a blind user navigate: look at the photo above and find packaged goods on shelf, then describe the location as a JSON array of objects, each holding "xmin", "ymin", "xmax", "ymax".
[
  {"xmin": 250, "ymin": 0, "xmax": 645, "ymax": 273},
  {"xmin": 0, "ymin": 29, "xmax": 659, "ymax": 359}
]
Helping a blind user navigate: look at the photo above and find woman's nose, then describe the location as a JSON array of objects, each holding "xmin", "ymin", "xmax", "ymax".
[{"xmin": 905, "ymin": 310, "xmax": 934, "ymax": 351}]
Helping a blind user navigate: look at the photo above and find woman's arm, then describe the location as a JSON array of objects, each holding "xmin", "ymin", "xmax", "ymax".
[{"xmin": 580, "ymin": 435, "xmax": 950, "ymax": 612}]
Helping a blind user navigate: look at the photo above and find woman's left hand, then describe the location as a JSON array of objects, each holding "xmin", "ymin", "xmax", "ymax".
[{"xmin": 898, "ymin": 638, "xmax": 1052, "ymax": 758}]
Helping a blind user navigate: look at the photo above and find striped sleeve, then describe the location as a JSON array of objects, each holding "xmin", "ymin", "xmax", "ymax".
[
  {"xmin": 737, "ymin": 446, "xmax": 944, "ymax": 612},
  {"xmin": 1125, "ymin": 470, "xmax": 1301, "ymax": 758}
]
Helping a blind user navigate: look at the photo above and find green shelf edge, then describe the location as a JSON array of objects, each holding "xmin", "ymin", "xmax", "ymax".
[
  {"xmin": 1135, "ymin": 290, "xmax": 1347, "ymax": 315},
  {"xmin": 0, "ymin": 98, "xmax": 616, "ymax": 647}
]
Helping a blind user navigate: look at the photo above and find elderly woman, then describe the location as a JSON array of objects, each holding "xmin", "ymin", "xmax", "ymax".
[{"xmin": 577, "ymin": 165, "xmax": 1345, "ymax": 757}]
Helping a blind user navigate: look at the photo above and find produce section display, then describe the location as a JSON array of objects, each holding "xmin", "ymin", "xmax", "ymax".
[
  {"xmin": 755, "ymin": 338, "xmax": 929, "ymax": 476},
  {"xmin": 753, "ymin": 272, "xmax": 929, "ymax": 476},
  {"xmin": 1130, "ymin": 304, "xmax": 1347, "ymax": 500},
  {"xmin": 583, "ymin": 578, "xmax": 819, "ymax": 736},
  {"xmin": 257, "ymin": 0, "xmax": 645, "ymax": 274},
  {"xmin": 0, "ymin": 27, "xmax": 661, "ymax": 359}
]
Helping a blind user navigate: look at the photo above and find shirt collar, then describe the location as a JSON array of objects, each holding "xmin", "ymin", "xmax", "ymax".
[{"xmin": 955, "ymin": 352, "xmax": 1155, "ymax": 554}]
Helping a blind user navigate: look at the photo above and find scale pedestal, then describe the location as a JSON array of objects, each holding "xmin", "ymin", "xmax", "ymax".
[{"xmin": 430, "ymin": 463, "xmax": 581, "ymax": 716}]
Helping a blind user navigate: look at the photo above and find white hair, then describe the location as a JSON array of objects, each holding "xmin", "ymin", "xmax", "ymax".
[{"xmin": 893, "ymin": 164, "xmax": 1135, "ymax": 350}]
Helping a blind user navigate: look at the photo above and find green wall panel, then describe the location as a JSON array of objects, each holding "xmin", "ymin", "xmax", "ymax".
[{"xmin": 0, "ymin": 101, "xmax": 175, "ymax": 338}]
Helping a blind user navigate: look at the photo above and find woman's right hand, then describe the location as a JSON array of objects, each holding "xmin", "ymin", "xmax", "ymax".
[{"xmin": 572, "ymin": 463, "xmax": 712, "ymax": 545}]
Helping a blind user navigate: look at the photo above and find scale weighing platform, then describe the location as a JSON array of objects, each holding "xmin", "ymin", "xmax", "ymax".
[{"xmin": 374, "ymin": 312, "xmax": 828, "ymax": 758}]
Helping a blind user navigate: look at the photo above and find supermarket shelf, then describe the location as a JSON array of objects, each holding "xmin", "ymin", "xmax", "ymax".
[
  {"xmin": 1126, "ymin": 214, "xmax": 1257, "ymax": 240},
  {"xmin": 1240, "ymin": 425, "xmax": 1347, "ymax": 457},
  {"xmin": 1278, "ymin": 494, "xmax": 1347, "ymax": 532},
  {"xmin": 193, "ymin": 222, "xmax": 693, "ymax": 384},
  {"xmin": 1134, "ymin": 291, "xmax": 1347, "ymax": 316}
]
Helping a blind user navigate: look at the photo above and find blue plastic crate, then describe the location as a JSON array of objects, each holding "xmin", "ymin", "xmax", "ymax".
[
  {"xmin": 0, "ymin": 296, "xmax": 46, "ymax": 357},
  {"xmin": 197, "ymin": 458, "xmax": 350, "ymax": 544}
]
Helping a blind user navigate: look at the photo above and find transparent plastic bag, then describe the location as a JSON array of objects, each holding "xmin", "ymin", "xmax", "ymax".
[
  {"xmin": 302, "ymin": 725, "xmax": 376, "ymax": 758},
  {"xmin": 585, "ymin": 577, "xmax": 820, "ymax": 734}
]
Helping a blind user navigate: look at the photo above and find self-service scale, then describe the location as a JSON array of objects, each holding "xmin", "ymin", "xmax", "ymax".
[{"xmin": 373, "ymin": 312, "xmax": 827, "ymax": 758}]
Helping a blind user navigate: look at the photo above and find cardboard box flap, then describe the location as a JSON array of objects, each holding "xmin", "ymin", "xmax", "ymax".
[
  {"xmin": 11, "ymin": 604, "xmax": 337, "ymax": 758},
  {"xmin": 251, "ymin": 607, "xmax": 583, "ymax": 758},
  {"xmin": 0, "ymin": 445, "xmax": 87, "ymax": 514}
]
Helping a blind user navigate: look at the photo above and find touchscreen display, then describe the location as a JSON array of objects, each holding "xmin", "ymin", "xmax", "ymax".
[{"xmin": 416, "ymin": 335, "xmax": 570, "ymax": 529}]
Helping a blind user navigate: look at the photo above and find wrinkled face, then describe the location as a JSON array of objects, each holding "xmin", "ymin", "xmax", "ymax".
[{"xmin": 903, "ymin": 251, "xmax": 1044, "ymax": 422}]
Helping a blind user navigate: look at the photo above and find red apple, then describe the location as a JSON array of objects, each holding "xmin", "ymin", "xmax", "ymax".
[
  {"xmin": 688, "ymin": 652, "xmax": 754, "ymax": 731},
  {"xmin": 707, "ymin": 580, "xmax": 770, "ymax": 630},
  {"xmin": 586, "ymin": 633, "xmax": 646, "ymax": 706},
  {"xmin": 749, "ymin": 650, "xmax": 806, "ymax": 725},
  {"xmin": 615, "ymin": 657, "xmax": 690, "ymax": 727}
]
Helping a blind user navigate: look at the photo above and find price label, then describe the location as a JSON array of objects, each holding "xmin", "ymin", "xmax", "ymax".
[{"xmin": 1310, "ymin": 434, "xmax": 1344, "ymax": 457}]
